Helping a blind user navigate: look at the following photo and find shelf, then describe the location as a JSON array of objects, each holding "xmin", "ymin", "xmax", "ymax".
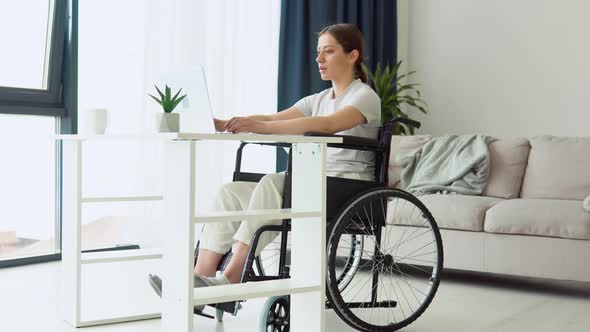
[
  {"xmin": 81, "ymin": 195, "xmax": 163, "ymax": 203},
  {"xmin": 81, "ymin": 248, "xmax": 162, "ymax": 264},
  {"xmin": 193, "ymin": 278, "xmax": 321, "ymax": 306},
  {"xmin": 55, "ymin": 133, "xmax": 176, "ymax": 141},
  {"xmin": 193, "ymin": 208, "xmax": 321, "ymax": 224},
  {"xmin": 77, "ymin": 313, "xmax": 160, "ymax": 327}
]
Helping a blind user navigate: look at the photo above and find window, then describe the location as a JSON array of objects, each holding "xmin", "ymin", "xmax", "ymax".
[
  {"xmin": 0, "ymin": 115, "xmax": 57, "ymax": 261},
  {"xmin": 0, "ymin": 0, "xmax": 73, "ymax": 266},
  {"xmin": 0, "ymin": 1, "xmax": 53, "ymax": 89},
  {"xmin": 0, "ymin": 0, "xmax": 67, "ymax": 117}
]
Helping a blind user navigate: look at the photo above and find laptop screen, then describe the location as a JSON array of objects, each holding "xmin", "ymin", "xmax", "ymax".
[{"xmin": 159, "ymin": 66, "xmax": 216, "ymax": 133}]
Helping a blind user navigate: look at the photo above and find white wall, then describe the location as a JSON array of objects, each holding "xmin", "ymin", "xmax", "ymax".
[{"xmin": 398, "ymin": 0, "xmax": 590, "ymax": 138}]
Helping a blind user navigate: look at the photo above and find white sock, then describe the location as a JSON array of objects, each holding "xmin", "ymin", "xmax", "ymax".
[{"xmin": 216, "ymin": 274, "xmax": 231, "ymax": 285}]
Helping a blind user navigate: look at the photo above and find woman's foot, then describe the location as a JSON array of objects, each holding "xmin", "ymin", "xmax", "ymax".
[
  {"xmin": 147, "ymin": 274, "xmax": 231, "ymax": 312},
  {"xmin": 194, "ymin": 274, "xmax": 231, "ymax": 288},
  {"xmin": 193, "ymin": 274, "xmax": 231, "ymax": 312}
]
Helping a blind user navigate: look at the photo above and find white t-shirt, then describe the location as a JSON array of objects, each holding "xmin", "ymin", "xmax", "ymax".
[{"xmin": 293, "ymin": 79, "xmax": 381, "ymax": 179}]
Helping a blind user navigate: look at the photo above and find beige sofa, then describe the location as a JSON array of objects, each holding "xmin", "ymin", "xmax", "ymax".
[{"xmin": 389, "ymin": 135, "xmax": 590, "ymax": 282}]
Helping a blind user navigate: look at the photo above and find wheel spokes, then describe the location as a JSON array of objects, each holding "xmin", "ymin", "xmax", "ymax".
[{"xmin": 327, "ymin": 189, "xmax": 443, "ymax": 331}]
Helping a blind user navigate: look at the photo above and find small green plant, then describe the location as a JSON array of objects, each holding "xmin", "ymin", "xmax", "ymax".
[
  {"xmin": 148, "ymin": 84, "xmax": 187, "ymax": 113},
  {"xmin": 362, "ymin": 60, "xmax": 427, "ymax": 135}
]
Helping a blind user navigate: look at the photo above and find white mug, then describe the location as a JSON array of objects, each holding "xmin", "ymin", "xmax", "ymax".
[{"xmin": 85, "ymin": 108, "xmax": 109, "ymax": 135}]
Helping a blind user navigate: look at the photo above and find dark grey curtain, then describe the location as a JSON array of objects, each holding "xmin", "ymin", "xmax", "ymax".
[{"xmin": 276, "ymin": 0, "xmax": 397, "ymax": 171}]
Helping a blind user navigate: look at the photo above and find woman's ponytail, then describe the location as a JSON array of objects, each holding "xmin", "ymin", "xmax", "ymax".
[{"xmin": 355, "ymin": 62, "xmax": 368, "ymax": 83}]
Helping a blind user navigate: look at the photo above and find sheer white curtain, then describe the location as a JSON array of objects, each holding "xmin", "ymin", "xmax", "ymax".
[
  {"xmin": 141, "ymin": 0, "xmax": 282, "ymax": 243},
  {"xmin": 201, "ymin": 0, "xmax": 282, "ymax": 183},
  {"xmin": 76, "ymin": 0, "xmax": 280, "ymax": 249},
  {"xmin": 144, "ymin": 0, "xmax": 281, "ymax": 202},
  {"xmin": 78, "ymin": 0, "xmax": 158, "ymax": 250}
]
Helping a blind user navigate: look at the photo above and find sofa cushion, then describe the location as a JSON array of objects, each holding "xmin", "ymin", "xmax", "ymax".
[
  {"xmin": 482, "ymin": 138, "xmax": 530, "ymax": 199},
  {"xmin": 520, "ymin": 136, "xmax": 590, "ymax": 200},
  {"xmin": 485, "ymin": 199, "xmax": 590, "ymax": 240},
  {"xmin": 388, "ymin": 135, "xmax": 432, "ymax": 188},
  {"xmin": 406, "ymin": 194, "xmax": 504, "ymax": 231}
]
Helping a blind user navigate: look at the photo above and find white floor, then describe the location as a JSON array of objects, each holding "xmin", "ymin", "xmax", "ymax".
[{"xmin": 1, "ymin": 260, "xmax": 589, "ymax": 332}]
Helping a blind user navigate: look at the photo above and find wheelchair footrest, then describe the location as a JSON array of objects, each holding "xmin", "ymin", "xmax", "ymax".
[
  {"xmin": 346, "ymin": 300, "xmax": 398, "ymax": 309},
  {"xmin": 193, "ymin": 309, "xmax": 215, "ymax": 319},
  {"xmin": 213, "ymin": 300, "xmax": 243, "ymax": 316}
]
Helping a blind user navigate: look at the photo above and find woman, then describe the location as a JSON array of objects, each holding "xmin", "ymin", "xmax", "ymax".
[{"xmin": 149, "ymin": 23, "xmax": 381, "ymax": 312}]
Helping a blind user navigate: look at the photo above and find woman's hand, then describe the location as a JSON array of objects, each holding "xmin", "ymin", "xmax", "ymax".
[
  {"xmin": 225, "ymin": 117, "xmax": 269, "ymax": 134},
  {"xmin": 213, "ymin": 118, "xmax": 227, "ymax": 132}
]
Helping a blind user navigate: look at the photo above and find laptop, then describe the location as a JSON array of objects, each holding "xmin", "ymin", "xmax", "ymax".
[{"xmin": 159, "ymin": 66, "xmax": 219, "ymax": 134}]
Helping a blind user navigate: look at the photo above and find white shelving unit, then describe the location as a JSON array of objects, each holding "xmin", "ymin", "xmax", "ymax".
[
  {"xmin": 59, "ymin": 133, "xmax": 342, "ymax": 331},
  {"xmin": 80, "ymin": 248, "xmax": 162, "ymax": 265},
  {"xmin": 193, "ymin": 208, "xmax": 321, "ymax": 223},
  {"xmin": 58, "ymin": 135, "xmax": 164, "ymax": 327},
  {"xmin": 192, "ymin": 279, "xmax": 321, "ymax": 306}
]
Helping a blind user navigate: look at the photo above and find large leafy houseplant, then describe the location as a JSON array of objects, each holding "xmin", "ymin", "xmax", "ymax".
[{"xmin": 362, "ymin": 60, "xmax": 427, "ymax": 135}]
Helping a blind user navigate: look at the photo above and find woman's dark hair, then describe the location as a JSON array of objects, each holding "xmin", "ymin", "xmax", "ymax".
[{"xmin": 318, "ymin": 23, "xmax": 367, "ymax": 83}]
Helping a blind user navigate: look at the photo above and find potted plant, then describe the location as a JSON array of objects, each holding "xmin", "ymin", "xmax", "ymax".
[
  {"xmin": 148, "ymin": 84, "xmax": 187, "ymax": 132},
  {"xmin": 362, "ymin": 60, "xmax": 427, "ymax": 135}
]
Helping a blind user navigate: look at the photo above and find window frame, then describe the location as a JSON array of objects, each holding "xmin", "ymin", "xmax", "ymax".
[
  {"xmin": 0, "ymin": 0, "xmax": 77, "ymax": 268},
  {"xmin": 0, "ymin": 0, "xmax": 68, "ymax": 117}
]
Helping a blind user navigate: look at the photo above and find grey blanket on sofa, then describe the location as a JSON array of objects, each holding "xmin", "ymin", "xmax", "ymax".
[{"xmin": 397, "ymin": 134, "xmax": 493, "ymax": 195}]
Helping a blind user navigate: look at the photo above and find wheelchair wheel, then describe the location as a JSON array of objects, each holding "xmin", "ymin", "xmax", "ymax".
[
  {"xmin": 260, "ymin": 296, "xmax": 290, "ymax": 332},
  {"xmin": 327, "ymin": 188, "xmax": 443, "ymax": 332},
  {"xmin": 332, "ymin": 233, "xmax": 364, "ymax": 292},
  {"xmin": 254, "ymin": 231, "xmax": 364, "ymax": 290},
  {"xmin": 254, "ymin": 233, "xmax": 291, "ymax": 277}
]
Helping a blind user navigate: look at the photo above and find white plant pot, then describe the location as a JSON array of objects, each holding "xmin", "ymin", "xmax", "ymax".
[{"xmin": 157, "ymin": 113, "xmax": 180, "ymax": 132}]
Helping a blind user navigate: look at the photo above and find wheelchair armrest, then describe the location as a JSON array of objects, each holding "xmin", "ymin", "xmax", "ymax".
[
  {"xmin": 304, "ymin": 132, "xmax": 382, "ymax": 152},
  {"xmin": 234, "ymin": 141, "xmax": 291, "ymax": 179},
  {"xmin": 239, "ymin": 141, "xmax": 291, "ymax": 148}
]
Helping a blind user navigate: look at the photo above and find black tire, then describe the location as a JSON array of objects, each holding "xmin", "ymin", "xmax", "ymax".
[{"xmin": 327, "ymin": 188, "xmax": 443, "ymax": 332}]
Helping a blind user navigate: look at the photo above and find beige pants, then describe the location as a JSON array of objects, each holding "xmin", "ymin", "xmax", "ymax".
[{"xmin": 200, "ymin": 171, "xmax": 372, "ymax": 256}]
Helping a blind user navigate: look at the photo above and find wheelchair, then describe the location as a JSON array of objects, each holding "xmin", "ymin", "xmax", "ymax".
[{"xmin": 193, "ymin": 118, "xmax": 444, "ymax": 332}]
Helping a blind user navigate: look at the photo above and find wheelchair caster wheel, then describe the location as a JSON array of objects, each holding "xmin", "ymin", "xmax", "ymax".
[
  {"xmin": 215, "ymin": 308, "xmax": 224, "ymax": 322},
  {"xmin": 260, "ymin": 296, "xmax": 289, "ymax": 331}
]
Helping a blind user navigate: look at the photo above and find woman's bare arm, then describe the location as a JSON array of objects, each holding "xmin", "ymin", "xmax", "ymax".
[
  {"xmin": 265, "ymin": 106, "xmax": 305, "ymax": 121},
  {"xmin": 244, "ymin": 106, "xmax": 304, "ymax": 122},
  {"xmin": 217, "ymin": 106, "xmax": 305, "ymax": 132},
  {"xmin": 225, "ymin": 106, "xmax": 367, "ymax": 135}
]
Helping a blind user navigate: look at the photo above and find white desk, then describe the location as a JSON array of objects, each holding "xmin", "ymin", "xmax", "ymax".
[
  {"xmin": 161, "ymin": 133, "xmax": 341, "ymax": 332},
  {"xmin": 57, "ymin": 133, "xmax": 341, "ymax": 331}
]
